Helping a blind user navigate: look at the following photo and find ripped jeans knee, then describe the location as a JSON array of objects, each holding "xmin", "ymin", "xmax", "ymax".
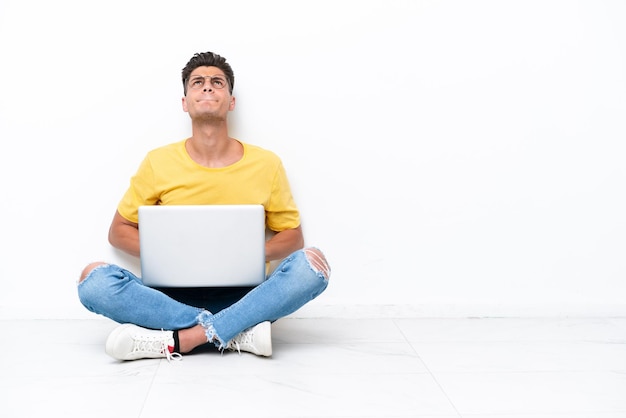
[{"xmin": 303, "ymin": 247, "xmax": 331, "ymax": 280}]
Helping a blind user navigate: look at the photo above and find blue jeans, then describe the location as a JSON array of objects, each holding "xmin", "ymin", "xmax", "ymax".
[{"xmin": 78, "ymin": 248, "xmax": 329, "ymax": 347}]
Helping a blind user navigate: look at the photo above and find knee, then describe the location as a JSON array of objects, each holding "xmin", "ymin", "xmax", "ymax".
[
  {"xmin": 79, "ymin": 261, "xmax": 107, "ymax": 283},
  {"xmin": 303, "ymin": 247, "xmax": 331, "ymax": 280}
]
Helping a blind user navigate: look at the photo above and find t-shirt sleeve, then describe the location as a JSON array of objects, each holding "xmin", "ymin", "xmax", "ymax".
[
  {"xmin": 117, "ymin": 155, "xmax": 159, "ymax": 223},
  {"xmin": 266, "ymin": 160, "xmax": 300, "ymax": 232}
]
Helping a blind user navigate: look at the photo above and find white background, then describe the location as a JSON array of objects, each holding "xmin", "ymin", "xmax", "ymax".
[{"xmin": 1, "ymin": 0, "xmax": 624, "ymax": 319}]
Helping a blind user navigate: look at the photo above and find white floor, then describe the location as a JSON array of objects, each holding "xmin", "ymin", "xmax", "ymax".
[{"xmin": 2, "ymin": 317, "xmax": 626, "ymax": 417}]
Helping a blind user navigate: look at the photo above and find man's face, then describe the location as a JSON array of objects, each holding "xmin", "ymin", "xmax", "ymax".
[{"xmin": 182, "ymin": 66, "xmax": 235, "ymax": 121}]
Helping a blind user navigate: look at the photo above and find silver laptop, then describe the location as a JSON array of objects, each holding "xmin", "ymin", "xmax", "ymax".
[{"xmin": 138, "ymin": 204, "xmax": 266, "ymax": 287}]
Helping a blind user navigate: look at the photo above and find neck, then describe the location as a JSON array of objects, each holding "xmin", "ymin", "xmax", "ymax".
[
  {"xmin": 191, "ymin": 118, "xmax": 228, "ymax": 142},
  {"xmin": 185, "ymin": 122, "xmax": 242, "ymax": 168}
]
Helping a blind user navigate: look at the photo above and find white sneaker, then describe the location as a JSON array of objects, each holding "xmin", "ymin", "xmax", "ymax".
[
  {"xmin": 105, "ymin": 324, "xmax": 182, "ymax": 361},
  {"xmin": 226, "ymin": 321, "xmax": 272, "ymax": 357}
]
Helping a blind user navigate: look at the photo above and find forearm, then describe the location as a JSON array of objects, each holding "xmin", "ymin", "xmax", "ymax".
[
  {"xmin": 265, "ymin": 226, "xmax": 304, "ymax": 261},
  {"xmin": 108, "ymin": 211, "xmax": 141, "ymax": 258}
]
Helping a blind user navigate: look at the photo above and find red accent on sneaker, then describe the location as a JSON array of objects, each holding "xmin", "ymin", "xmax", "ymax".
[{"xmin": 167, "ymin": 345, "xmax": 175, "ymax": 353}]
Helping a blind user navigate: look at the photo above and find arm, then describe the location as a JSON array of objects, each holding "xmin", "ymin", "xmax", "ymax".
[
  {"xmin": 265, "ymin": 225, "xmax": 304, "ymax": 262},
  {"xmin": 108, "ymin": 210, "xmax": 140, "ymax": 258}
]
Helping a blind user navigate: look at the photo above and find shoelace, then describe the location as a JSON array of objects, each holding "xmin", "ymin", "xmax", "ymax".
[
  {"xmin": 131, "ymin": 330, "xmax": 182, "ymax": 362},
  {"xmin": 164, "ymin": 346, "xmax": 183, "ymax": 362},
  {"xmin": 227, "ymin": 330, "xmax": 254, "ymax": 355}
]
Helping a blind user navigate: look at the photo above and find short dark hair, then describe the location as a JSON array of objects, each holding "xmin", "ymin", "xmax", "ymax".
[{"xmin": 181, "ymin": 51, "xmax": 235, "ymax": 95}]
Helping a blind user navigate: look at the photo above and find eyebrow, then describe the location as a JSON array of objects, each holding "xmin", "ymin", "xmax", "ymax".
[{"xmin": 189, "ymin": 74, "xmax": 226, "ymax": 79}]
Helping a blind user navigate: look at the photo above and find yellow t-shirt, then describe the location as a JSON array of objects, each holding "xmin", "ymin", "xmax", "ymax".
[{"xmin": 117, "ymin": 140, "xmax": 300, "ymax": 232}]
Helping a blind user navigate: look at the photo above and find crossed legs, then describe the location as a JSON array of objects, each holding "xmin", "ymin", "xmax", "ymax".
[{"xmin": 78, "ymin": 247, "xmax": 330, "ymax": 357}]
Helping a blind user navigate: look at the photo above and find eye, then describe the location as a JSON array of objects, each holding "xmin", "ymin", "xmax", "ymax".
[
  {"xmin": 190, "ymin": 77, "xmax": 204, "ymax": 87},
  {"xmin": 212, "ymin": 77, "xmax": 226, "ymax": 87}
]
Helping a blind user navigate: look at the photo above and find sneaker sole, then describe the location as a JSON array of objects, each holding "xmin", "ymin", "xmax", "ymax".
[{"xmin": 255, "ymin": 321, "xmax": 272, "ymax": 357}]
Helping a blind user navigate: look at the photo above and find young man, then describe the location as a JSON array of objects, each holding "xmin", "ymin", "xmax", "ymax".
[{"xmin": 77, "ymin": 51, "xmax": 330, "ymax": 361}]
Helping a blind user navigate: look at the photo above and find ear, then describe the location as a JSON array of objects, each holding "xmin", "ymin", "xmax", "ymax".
[
  {"xmin": 229, "ymin": 96, "xmax": 236, "ymax": 111},
  {"xmin": 182, "ymin": 96, "xmax": 189, "ymax": 113}
]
